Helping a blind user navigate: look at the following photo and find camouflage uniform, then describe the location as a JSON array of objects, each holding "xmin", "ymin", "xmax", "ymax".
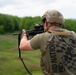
[
  {"xmin": 30, "ymin": 10, "xmax": 76, "ymax": 75},
  {"xmin": 30, "ymin": 28, "xmax": 76, "ymax": 75}
]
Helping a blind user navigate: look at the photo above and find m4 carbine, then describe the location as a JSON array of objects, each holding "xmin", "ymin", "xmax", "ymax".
[{"xmin": 14, "ymin": 23, "xmax": 44, "ymax": 37}]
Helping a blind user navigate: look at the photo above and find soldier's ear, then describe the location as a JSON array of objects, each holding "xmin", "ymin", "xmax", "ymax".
[{"xmin": 45, "ymin": 21, "xmax": 49, "ymax": 27}]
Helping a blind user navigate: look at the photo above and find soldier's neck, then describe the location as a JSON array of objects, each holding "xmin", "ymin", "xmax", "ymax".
[{"xmin": 48, "ymin": 25, "xmax": 60, "ymax": 30}]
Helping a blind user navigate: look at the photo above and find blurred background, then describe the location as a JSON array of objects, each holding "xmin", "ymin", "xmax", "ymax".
[{"xmin": 0, "ymin": 0, "xmax": 76, "ymax": 75}]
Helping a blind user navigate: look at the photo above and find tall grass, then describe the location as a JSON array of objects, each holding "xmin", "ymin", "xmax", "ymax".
[{"xmin": 0, "ymin": 34, "xmax": 43, "ymax": 75}]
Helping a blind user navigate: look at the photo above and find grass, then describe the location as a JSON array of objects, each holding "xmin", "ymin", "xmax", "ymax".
[{"xmin": 0, "ymin": 34, "xmax": 43, "ymax": 75}]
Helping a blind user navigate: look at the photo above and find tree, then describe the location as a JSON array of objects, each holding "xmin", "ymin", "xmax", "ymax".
[
  {"xmin": 63, "ymin": 19, "xmax": 76, "ymax": 32},
  {"xmin": 13, "ymin": 16, "xmax": 20, "ymax": 31},
  {"xmin": 0, "ymin": 25, "xmax": 4, "ymax": 34}
]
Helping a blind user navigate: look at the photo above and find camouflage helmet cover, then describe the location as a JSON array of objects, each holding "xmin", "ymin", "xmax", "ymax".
[{"xmin": 42, "ymin": 10, "xmax": 65, "ymax": 25}]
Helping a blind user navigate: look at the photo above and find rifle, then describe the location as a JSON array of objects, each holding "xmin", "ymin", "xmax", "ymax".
[
  {"xmin": 13, "ymin": 24, "xmax": 44, "ymax": 75},
  {"xmin": 14, "ymin": 24, "xmax": 44, "ymax": 37}
]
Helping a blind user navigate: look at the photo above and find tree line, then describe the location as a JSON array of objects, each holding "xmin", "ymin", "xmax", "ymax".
[{"xmin": 0, "ymin": 14, "xmax": 76, "ymax": 34}]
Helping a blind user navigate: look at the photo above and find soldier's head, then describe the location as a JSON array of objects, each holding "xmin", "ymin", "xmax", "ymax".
[{"xmin": 41, "ymin": 10, "xmax": 65, "ymax": 31}]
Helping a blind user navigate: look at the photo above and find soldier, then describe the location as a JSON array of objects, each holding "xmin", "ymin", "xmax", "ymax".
[{"xmin": 20, "ymin": 10, "xmax": 76, "ymax": 75}]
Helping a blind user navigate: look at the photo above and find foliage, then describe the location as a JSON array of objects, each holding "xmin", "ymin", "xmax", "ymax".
[
  {"xmin": 0, "ymin": 25, "xmax": 4, "ymax": 34},
  {"xmin": 63, "ymin": 19, "xmax": 76, "ymax": 32},
  {"xmin": 20, "ymin": 16, "xmax": 41, "ymax": 30},
  {"xmin": 0, "ymin": 13, "xmax": 76, "ymax": 34},
  {"xmin": 0, "ymin": 14, "xmax": 20, "ymax": 33}
]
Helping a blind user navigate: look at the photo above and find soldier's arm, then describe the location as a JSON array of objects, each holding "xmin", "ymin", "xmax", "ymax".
[
  {"xmin": 19, "ymin": 29, "xmax": 40, "ymax": 51},
  {"xmin": 19, "ymin": 35, "xmax": 33, "ymax": 51}
]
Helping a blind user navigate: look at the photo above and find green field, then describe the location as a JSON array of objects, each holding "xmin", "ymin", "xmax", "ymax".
[{"xmin": 0, "ymin": 34, "xmax": 43, "ymax": 75}]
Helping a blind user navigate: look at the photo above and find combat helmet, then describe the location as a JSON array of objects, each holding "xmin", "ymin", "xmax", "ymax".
[{"xmin": 42, "ymin": 10, "xmax": 65, "ymax": 26}]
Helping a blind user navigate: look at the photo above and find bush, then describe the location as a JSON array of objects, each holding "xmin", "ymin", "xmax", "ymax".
[{"xmin": 0, "ymin": 25, "xmax": 5, "ymax": 34}]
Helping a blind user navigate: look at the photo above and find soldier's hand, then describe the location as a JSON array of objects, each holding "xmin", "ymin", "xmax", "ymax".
[{"xmin": 22, "ymin": 29, "xmax": 27, "ymax": 37}]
